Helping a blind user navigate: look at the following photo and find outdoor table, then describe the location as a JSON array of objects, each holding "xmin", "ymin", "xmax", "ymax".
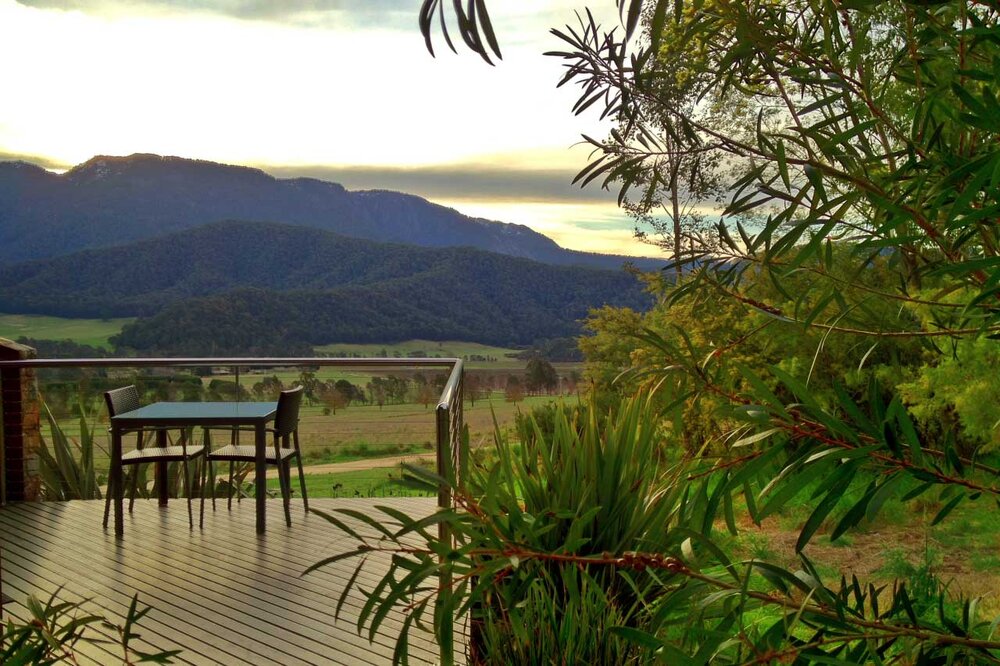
[{"xmin": 109, "ymin": 401, "xmax": 278, "ymax": 536}]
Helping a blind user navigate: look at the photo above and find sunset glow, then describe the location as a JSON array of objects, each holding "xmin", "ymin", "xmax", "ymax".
[{"xmin": 0, "ymin": 0, "xmax": 654, "ymax": 255}]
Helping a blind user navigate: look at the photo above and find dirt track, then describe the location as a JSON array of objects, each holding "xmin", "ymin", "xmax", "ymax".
[{"xmin": 267, "ymin": 452, "xmax": 436, "ymax": 478}]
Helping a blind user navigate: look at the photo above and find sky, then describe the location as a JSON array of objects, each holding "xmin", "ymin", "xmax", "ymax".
[{"xmin": 0, "ymin": 0, "xmax": 661, "ymax": 258}]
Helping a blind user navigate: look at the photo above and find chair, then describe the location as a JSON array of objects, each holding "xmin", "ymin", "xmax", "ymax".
[
  {"xmin": 201, "ymin": 386, "xmax": 308, "ymax": 527},
  {"xmin": 102, "ymin": 385, "xmax": 204, "ymax": 529}
]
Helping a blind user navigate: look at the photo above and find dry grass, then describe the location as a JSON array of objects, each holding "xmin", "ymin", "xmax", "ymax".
[{"xmin": 730, "ymin": 500, "xmax": 1000, "ymax": 619}]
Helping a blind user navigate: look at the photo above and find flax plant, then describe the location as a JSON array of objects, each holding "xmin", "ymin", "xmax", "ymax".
[
  {"xmin": 36, "ymin": 404, "xmax": 102, "ymax": 501},
  {"xmin": 309, "ymin": 393, "xmax": 720, "ymax": 664}
]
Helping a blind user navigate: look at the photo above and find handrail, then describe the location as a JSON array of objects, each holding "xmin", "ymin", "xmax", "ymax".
[
  {"xmin": 435, "ymin": 358, "xmax": 464, "ymax": 412},
  {"xmin": 0, "ymin": 357, "xmax": 459, "ymax": 369},
  {"xmin": 0, "ymin": 355, "xmax": 464, "ymax": 497},
  {"xmin": 432, "ymin": 358, "xmax": 464, "ymax": 666}
]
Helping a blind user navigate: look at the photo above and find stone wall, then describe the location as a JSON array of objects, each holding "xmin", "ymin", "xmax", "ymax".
[{"xmin": 0, "ymin": 338, "xmax": 40, "ymax": 503}]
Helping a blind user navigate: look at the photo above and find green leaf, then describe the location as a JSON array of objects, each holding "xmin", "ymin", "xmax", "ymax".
[
  {"xmin": 732, "ymin": 428, "xmax": 783, "ymax": 448},
  {"xmin": 931, "ymin": 493, "xmax": 965, "ymax": 526},
  {"xmin": 796, "ymin": 463, "xmax": 856, "ymax": 552}
]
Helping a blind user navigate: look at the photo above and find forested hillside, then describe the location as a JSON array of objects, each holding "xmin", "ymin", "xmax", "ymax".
[
  {"xmin": 111, "ymin": 280, "xmax": 635, "ymax": 354},
  {"xmin": 0, "ymin": 220, "xmax": 648, "ymax": 318},
  {"xmin": 0, "ymin": 220, "xmax": 650, "ymax": 353}
]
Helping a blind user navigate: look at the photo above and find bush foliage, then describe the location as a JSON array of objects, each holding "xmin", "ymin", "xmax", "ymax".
[{"xmin": 316, "ymin": 0, "xmax": 1000, "ymax": 663}]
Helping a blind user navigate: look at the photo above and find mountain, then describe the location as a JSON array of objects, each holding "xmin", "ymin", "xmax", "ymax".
[
  {"xmin": 0, "ymin": 221, "xmax": 651, "ymax": 354},
  {"xmin": 0, "ymin": 154, "xmax": 662, "ymax": 271}
]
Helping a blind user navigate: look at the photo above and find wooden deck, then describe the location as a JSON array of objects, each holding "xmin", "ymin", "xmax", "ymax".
[{"xmin": 0, "ymin": 497, "xmax": 452, "ymax": 665}]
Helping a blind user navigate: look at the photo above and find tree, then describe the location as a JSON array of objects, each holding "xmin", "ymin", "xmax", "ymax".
[
  {"xmin": 577, "ymin": 305, "xmax": 644, "ymax": 409},
  {"xmin": 251, "ymin": 375, "xmax": 284, "ymax": 400},
  {"xmin": 321, "ymin": 2, "xmax": 1000, "ymax": 663},
  {"xmin": 366, "ymin": 377, "xmax": 387, "ymax": 410},
  {"xmin": 298, "ymin": 370, "xmax": 319, "ymax": 404},
  {"xmin": 319, "ymin": 384, "xmax": 347, "ymax": 415},
  {"xmin": 334, "ymin": 379, "xmax": 362, "ymax": 405},
  {"xmin": 504, "ymin": 375, "xmax": 524, "ymax": 403},
  {"xmin": 416, "ymin": 381, "xmax": 436, "ymax": 409},
  {"xmin": 524, "ymin": 358, "xmax": 558, "ymax": 394},
  {"xmin": 384, "ymin": 375, "xmax": 410, "ymax": 404},
  {"xmin": 465, "ymin": 372, "xmax": 483, "ymax": 406},
  {"xmin": 618, "ymin": 5, "xmax": 732, "ymax": 275}
]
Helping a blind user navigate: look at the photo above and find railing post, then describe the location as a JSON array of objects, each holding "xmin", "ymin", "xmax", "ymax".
[
  {"xmin": 0, "ymin": 338, "xmax": 41, "ymax": 504},
  {"xmin": 434, "ymin": 360, "xmax": 464, "ymax": 666},
  {"xmin": 454, "ymin": 377, "xmax": 465, "ymax": 489}
]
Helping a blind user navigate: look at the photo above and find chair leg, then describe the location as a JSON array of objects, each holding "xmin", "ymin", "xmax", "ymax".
[
  {"xmin": 204, "ymin": 429, "xmax": 216, "ymax": 511},
  {"xmin": 199, "ymin": 456, "xmax": 206, "ymax": 529},
  {"xmin": 209, "ymin": 459, "xmax": 216, "ymax": 510},
  {"xmin": 128, "ymin": 430, "xmax": 144, "ymax": 513},
  {"xmin": 231, "ymin": 428, "xmax": 240, "ymax": 506},
  {"xmin": 293, "ymin": 430, "xmax": 308, "ymax": 511},
  {"xmin": 280, "ymin": 462, "xmax": 292, "ymax": 527},
  {"xmin": 102, "ymin": 472, "xmax": 114, "ymax": 528},
  {"xmin": 127, "ymin": 464, "xmax": 140, "ymax": 514},
  {"xmin": 182, "ymin": 457, "xmax": 193, "ymax": 529}
]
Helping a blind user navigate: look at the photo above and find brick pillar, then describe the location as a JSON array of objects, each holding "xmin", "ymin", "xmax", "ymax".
[{"xmin": 0, "ymin": 338, "xmax": 40, "ymax": 504}]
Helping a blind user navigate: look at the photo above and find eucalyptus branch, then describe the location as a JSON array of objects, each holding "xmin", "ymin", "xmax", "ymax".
[
  {"xmin": 553, "ymin": 10, "xmax": 974, "ymax": 266},
  {"xmin": 783, "ymin": 420, "xmax": 1000, "ymax": 496},
  {"xmin": 498, "ymin": 550, "xmax": 1000, "ymax": 653},
  {"xmin": 639, "ymin": 338, "xmax": 1000, "ymax": 488},
  {"xmin": 740, "ymin": 632, "xmax": 1000, "ymax": 666},
  {"xmin": 705, "ymin": 278, "xmax": 999, "ymax": 338},
  {"xmin": 352, "ymin": 536, "xmax": 1000, "ymax": 658}
]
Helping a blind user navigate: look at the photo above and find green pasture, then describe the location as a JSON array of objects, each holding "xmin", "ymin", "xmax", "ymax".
[
  {"xmin": 0, "ymin": 313, "xmax": 133, "ymax": 349},
  {"xmin": 2, "ymin": 311, "xmax": 583, "ymax": 375},
  {"xmin": 266, "ymin": 467, "xmax": 435, "ymax": 499},
  {"xmin": 313, "ymin": 339, "xmax": 527, "ymax": 368},
  {"xmin": 40, "ymin": 392, "xmax": 565, "ymax": 472}
]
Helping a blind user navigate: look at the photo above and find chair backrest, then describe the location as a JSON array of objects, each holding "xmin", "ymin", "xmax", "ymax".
[
  {"xmin": 105, "ymin": 385, "xmax": 141, "ymax": 418},
  {"xmin": 274, "ymin": 386, "xmax": 304, "ymax": 436}
]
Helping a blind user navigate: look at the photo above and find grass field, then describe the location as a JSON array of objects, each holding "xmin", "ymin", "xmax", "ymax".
[
  {"xmin": 41, "ymin": 392, "xmax": 568, "ymax": 472},
  {"xmin": 1, "ymin": 314, "xmax": 546, "ymax": 370},
  {"xmin": 724, "ymin": 492, "xmax": 1000, "ymax": 619},
  {"xmin": 266, "ymin": 466, "xmax": 435, "ymax": 499},
  {"xmin": 294, "ymin": 393, "xmax": 561, "ymax": 454},
  {"xmin": 313, "ymin": 339, "xmax": 528, "ymax": 369},
  {"xmin": 0, "ymin": 313, "xmax": 133, "ymax": 349},
  {"xmin": 3, "ymin": 311, "xmax": 584, "ymax": 377}
]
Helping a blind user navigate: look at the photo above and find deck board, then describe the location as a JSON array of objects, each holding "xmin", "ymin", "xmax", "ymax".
[{"xmin": 0, "ymin": 498, "xmax": 453, "ymax": 665}]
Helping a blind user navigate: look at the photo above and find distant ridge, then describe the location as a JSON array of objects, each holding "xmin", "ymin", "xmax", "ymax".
[
  {"xmin": 0, "ymin": 221, "xmax": 651, "ymax": 353},
  {"xmin": 0, "ymin": 153, "xmax": 662, "ymax": 271}
]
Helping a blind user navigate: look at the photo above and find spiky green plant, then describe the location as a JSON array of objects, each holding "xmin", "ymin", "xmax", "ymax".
[
  {"xmin": 309, "ymin": 392, "xmax": 694, "ymax": 665},
  {"xmin": 1, "ymin": 588, "xmax": 180, "ymax": 664},
  {"xmin": 36, "ymin": 403, "xmax": 102, "ymax": 501}
]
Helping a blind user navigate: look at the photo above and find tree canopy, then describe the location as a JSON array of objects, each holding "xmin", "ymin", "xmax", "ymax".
[{"xmin": 322, "ymin": 2, "xmax": 1000, "ymax": 663}]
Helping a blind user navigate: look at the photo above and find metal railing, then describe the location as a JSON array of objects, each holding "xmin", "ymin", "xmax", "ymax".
[{"xmin": 0, "ymin": 356, "xmax": 466, "ymax": 505}]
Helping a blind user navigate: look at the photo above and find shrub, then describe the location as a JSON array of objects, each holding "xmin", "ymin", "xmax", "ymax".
[
  {"xmin": 37, "ymin": 403, "xmax": 102, "ymax": 501},
  {"xmin": 2, "ymin": 590, "xmax": 179, "ymax": 664}
]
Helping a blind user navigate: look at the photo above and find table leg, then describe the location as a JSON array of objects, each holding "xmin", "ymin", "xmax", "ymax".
[
  {"xmin": 255, "ymin": 423, "xmax": 266, "ymax": 534},
  {"xmin": 156, "ymin": 430, "xmax": 168, "ymax": 506},
  {"xmin": 111, "ymin": 428, "xmax": 124, "ymax": 537}
]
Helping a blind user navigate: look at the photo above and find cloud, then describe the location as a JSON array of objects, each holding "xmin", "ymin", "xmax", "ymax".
[
  {"xmin": 14, "ymin": 0, "xmax": 619, "ymax": 45},
  {"xmin": 428, "ymin": 198, "xmax": 658, "ymax": 257},
  {"xmin": 0, "ymin": 150, "xmax": 70, "ymax": 171},
  {"xmin": 265, "ymin": 162, "xmax": 621, "ymax": 204},
  {"xmin": 15, "ymin": 0, "xmax": 416, "ymax": 29},
  {"xmin": 0, "ymin": 148, "xmax": 620, "ymax": 205}
]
